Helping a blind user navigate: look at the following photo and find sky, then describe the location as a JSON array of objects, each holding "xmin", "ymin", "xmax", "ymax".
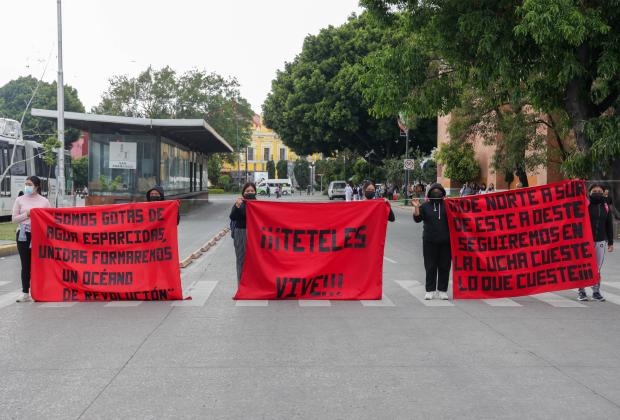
[{"xmin": 2, "ymin": 0, "xmax": 362, "ymax": 114}]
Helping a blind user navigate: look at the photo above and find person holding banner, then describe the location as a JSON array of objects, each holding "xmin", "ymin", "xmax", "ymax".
[
  {"xmin": 230, "ymin": 182, "xmax": 258, "ymax": 283},
  {"xmin": 146, "ymin": 185, "xmax": 180, "ymax": 224},
  {"xmin": 578, "ymin": 184, "xmax": 614, "ymax": 302},
  {"xmin": 363, "ymin": 181, "xmax": 396, "ymax": 222},
  {"xmin": 412, "ymin": 183, "xmax": 451, "ymax": 300},
  {"xmin": 12, "ymin": 176, "xmax": 51, "ymax": 303}
]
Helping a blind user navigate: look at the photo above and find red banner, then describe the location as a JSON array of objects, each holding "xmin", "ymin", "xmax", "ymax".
[
  {"xmin": 446, "ymin": 180, "xmax": 599, "ymax": 299},
  {"xmin": 234, "ymin": 200, "xmax": 390, "ymax": 300},
  {"xmin": 30, "ymin": 201, "xmax": 182, "ymax": 302}
]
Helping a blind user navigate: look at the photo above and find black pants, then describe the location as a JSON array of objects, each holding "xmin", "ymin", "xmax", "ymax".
[
  {"xmin": 16, "ymin": 232, "xmax": 32, "ymax": 293},
  {"xmin": 423, "ymin": 240, "xmax": 451, "ymax": 292}
]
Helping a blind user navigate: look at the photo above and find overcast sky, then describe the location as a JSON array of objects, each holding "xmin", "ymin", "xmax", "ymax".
[{"xmin": 2, "ymin": 0, "xmax": 362, "ymax": 114}]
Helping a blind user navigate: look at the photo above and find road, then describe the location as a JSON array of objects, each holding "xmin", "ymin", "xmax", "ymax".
[{"xmin": 1, "ymin": 193, "xmax": 620, "ymax": 419}]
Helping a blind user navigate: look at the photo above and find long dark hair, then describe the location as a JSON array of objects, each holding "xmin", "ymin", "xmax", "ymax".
[
  {"xmin": 242, "ymin": 182, "xmax": 257, "ymax": 195},
  {"xmin": 27, "ymin": 175, "xmax": 42, "ymax": 194}
]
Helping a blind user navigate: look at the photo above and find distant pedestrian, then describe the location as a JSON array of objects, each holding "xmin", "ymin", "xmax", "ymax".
[
  {"xmin": 230, "ymin": 182, "xmax": 257, "ymax": 284},
  {"xmin": 412, "ymin": 183, "xmax": 451, "ymax": 300},
  {"xmin": 12, "ymin": 176, "xmax": 51, "ymax": 302},
  {"xmin": 345, "ymin": 183, "xmax": 353, "ymax": 202},
  {"xmin": 146, "ymin": 185, "xmax": 180, "ymax": 224},
  {"xmin": 276, "ymin": 185, "xmax": 281, "ymax": 199},
  {"xmin": 266, "ymin": 185, "xmax": 271, "ymax": 197},
  {"xmin": 478, "ymin": 183, "xmax": 487, "ymax": 194},
  {"xmin": 578, "ymin": 184, "xmax": 614, "ymax": 302},
  {"xmin": 603, "ymin": 186, "xmax": 613, "ymax": 206},
  {"xmin": 487, "ymin": 183, "xmax": 495, "ymax": 193},
  {"xmin": 352, "ymin": 186, "xmax": 359, "ymax": 201},
  {"xmin": 362, "ymin": 181, "xmax": 395, "ymax": 222}
]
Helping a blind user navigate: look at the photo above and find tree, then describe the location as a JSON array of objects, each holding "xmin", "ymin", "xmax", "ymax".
[
  {"xmin": 42, "ymin": 136, "xmax": 61, "ymax": 194},
  {"xmin": 293, "ymin": 159, "xmax": 310, "ymax": 189},
  {"xmin": 0, "ymin": 76, "xmax": 84, "ymax": 143},
  {"xmin": 72, "ymin": 156, "xmax": 88, "ymax": 189},
  {"xmin": 207, "ymin": 155, "xmax": 222, "ymax": 186},
  {"xmin": 362, "ymin": 0, "xmax": 620, "ymax": 209},
  {"xmin": 276, "ymin": 160, "xmax": 288, "ymax": 179},
  {"xmin": 266, "ymin": 160, "xmax": 276, "ymax": 179},
  {"xmin": 435, "ymin": 140, "xmax": 480, "ymax": 184}
]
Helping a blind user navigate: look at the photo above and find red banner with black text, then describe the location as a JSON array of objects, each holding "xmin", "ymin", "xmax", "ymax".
[
  {"xmin": 234, "ymin": 200, "xmax": 390, "ymax": 300},
  {"xmin": 446, "ymin": 180, "xmax": 599, "ymax": 299},
  {"xmin": 30, "ymin": 201, "xmax": 182, "ymax": 302}
]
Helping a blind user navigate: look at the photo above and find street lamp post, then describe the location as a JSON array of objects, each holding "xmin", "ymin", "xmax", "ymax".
[{"xmin": 56, "ymin": 0, "xmax": 65, "ymax": 207}]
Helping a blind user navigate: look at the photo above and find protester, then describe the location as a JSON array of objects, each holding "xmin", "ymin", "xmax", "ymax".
[
  {"xmin": 412, "ymin": 183, "xmax": 451, "ymax": 300},
  {"xmin": 12, "ymin": 176, "xmax": 51, "ymax": 302},
  {"xmin": 578, "ymin": 184, "xmax": 614, "ymax": 302},
  {"xmin": 460, "ymin": 182, "xmax": 474, "ymax": 197},
  {"xmin": 478, "ymin": 183, "xmax": 487, "ymax": 194},
  {"xmin": 345, "ymin": 182, "xmax": 353, "ymax": 202},
  {"xmin": 362, "ymin": 181, "xmax": 395, "ymax": 222},
  {"xmin": 352, "ymin": 185, "xmax": 359, "ymax": 201},
  {"xmin": 276, "ymin": 185, "xmax": 281, "ymax": 199},
  {"xmin": 603, "ymin": 186, "xmax": 613, "ymax": 206},
  {"xmin": 146, "ymin": 185, "xmax": 180, "ymax": 224},
  {"xmin": 230, "ymin": 182, "xmax": 257, "ymax": 284},
  {"xmin": 487, "ymin": 183, "xmax": 495, "ymax": 193}
]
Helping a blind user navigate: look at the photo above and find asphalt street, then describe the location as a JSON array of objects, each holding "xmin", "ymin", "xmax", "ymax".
[{"xmin": 1, "ymin": 193, "xmax": 620, "ymax": 419}]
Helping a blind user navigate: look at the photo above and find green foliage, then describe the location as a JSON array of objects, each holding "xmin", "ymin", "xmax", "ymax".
[
  {"xmin": 218, "ymin": 174, "xmax": 232, "ymax": 191},
  {"xmin": 435, "ymin": 140, "xmax": 480, "ymax": 183},
  {"xmin": 422, "ymin": 159, "xmax": 437, "ymax": 184},
  {"xmin": 293, "ymin": 159, "xmax": 310, "ymax": 189},
  {"xmin": 99, "ymin": 175, "xmax": 123, "ymax": 192},
  {"xmin": 266, "ymin": 160, "xmax": 276, "ymax": 179},
  {"xmin": 42, "ymin": 136, "xmax": 61, "ymax": 168},
  {"xmin": 207, "ymin": 155, "xmax": 223, "ymax": 186},
  {"xmin": 72, "ymin": 157, "xmax": 88, "ymax": 188},
  {"xmin": 207, "ymin": 188, "xmax": 225, "ymax": 194},
  {"xmin": 94, "ymin": 66, "xmax": 254, "ymax": 152},
  {"xmin": 276, "ymin": 160, "xmax": 289, "ymax": 179},
  {"xmin": 0, "ymin": 76, "xmax": 84, "ymax": 143}
]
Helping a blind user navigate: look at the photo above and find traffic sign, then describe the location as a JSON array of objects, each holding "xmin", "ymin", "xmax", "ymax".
[{"xmin": 403, "ymin": 159, "xmax": 415, "ymax": 170}]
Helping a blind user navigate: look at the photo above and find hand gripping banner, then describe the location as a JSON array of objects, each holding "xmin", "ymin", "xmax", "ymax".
[
  {"xmin": 445, "ymin": 180, "xmax": 599, "ymax": 299},
  {"xmin": 234, "ymin": 200, "xmax": 390, "ymax": 300},
  {"xmin": 30, "ymin": 201, "xmax": 183, "ymax": 302}
]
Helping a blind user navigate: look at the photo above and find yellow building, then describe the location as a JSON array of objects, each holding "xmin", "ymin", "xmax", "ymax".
[{"xmin": 222, "ymin": 115, "xmax": 321, "ymax": 183}]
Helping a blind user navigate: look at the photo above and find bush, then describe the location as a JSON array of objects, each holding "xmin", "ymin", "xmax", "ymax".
[{"xmin": 208, "ymin": 188, "xmax": 225, "ymax": 194}]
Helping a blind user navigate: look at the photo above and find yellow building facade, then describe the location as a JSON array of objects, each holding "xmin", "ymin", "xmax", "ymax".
[{"xmin": 222, "ymin": 115, "xmax": 321, "ymax": 182}]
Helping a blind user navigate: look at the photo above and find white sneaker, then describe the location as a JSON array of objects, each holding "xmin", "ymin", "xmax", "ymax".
[
  {"xmin": 438, "ymin": 291, "xmax": 449, "ymax": 300},
  {"xmin": 16, "ymin": 293, "xmax": 32, "ymax": 303},
  {"xmin": 424, "ymin": 292, "xmax": 434, "ymax": 300}
]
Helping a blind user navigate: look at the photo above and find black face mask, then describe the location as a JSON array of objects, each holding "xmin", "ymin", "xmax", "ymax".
[
  {"xmin": 429, "ymin": 191, "xmax": 444, "ymax": 200},
  {"xmin": 148, "ymin": 195, "xmax": 164, "ymax": 201},
  {"xmin": 364, "ymin": 191, "xmax": 375, "ymax": 200},
  {"xmin": 590, "ymin": 192, "xmax": 605, "ymax": 204},
  {"xmin": 244, "ymin": 193, "xmax": 256, "ymax": 200}
]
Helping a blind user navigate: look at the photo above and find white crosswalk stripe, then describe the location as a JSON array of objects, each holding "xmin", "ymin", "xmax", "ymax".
[
  {"xmin": 0, "ymin": 281, "xmax": 11, "ymax": 287},
  {"xmin": 235, "ymin": 300, "xmax": 269, "ymax": 306},
  {"xmin": 172, "ymin": 281, "xmax": 218, "ymax": 307},
  {"xmin": 531, "ymin": 292, "xmax": 586, "ymax": 307},
  {"xmin": 395, "ymin": 280, "xmax": 455, "ymax": 306},
  {"xmin": 104, "ymin": 301, "xmax": 143, "ymax": 307},
  {"xmin": 299, "ymin": 300, "xmax": 331, "ymax": 307},
  {"xmin": 361, "ymin": 294, "xmax": 395, "ymax": 307},
  {"xmin": 383, "ymin": 257, "xmax": 398, "ymax": 264},
  {"xmin": 38, "ymin": 302, "xmax": 78, "ymax": 308},
  {"xmin": 0, "ymin": 290, "xmax": 23, "ymax": 309},
  {"xmin": 599, "ymin": 290, "xmax": 620, "ymax": 305},
  {"xmin": 482, "ymin": 298, "xmax": 522, "ymax": 307}
]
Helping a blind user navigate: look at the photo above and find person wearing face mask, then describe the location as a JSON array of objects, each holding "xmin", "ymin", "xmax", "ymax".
[
  {"xmin": 412, "ymin": 183, "xmax": 451, "ymax": 300},
  {"xmin": 578, "ymin": 184, "xmax": 614, "ymax": 302},
  {"xmin": 12, "ymin": 176, "xmax": 51, "ymax": 302},
  {"xmin": 230, "ymin": 182, "xmax": 258, "ymax": 284},
  {"xmin": 362, "ymin": 181, "xmax": 396, "ymax": 222},
  {"xmin": 146, "ymin": 185, "xmax": 180, "ymax": 224}
]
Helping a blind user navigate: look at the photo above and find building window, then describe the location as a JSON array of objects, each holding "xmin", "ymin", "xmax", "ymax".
[
  {"xmin": 247, "ymin": 147, "xmax": 254, "ymax": 161},
  {"xmin": 279, "ymin": 147, "xmax": 286, "ymax": 161},
  {"xmin": 263, "ymin": 147, "xmax": 270, "ymax": 161}
]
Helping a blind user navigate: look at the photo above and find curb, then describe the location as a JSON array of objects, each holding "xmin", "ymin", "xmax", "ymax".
[
  {"xmin": 179, "ymin": 227, "xmax": 230, "ymax": 269},
  {"xmin": 0, "ymin": 243, "xmax": 18, "ymax": 258}
]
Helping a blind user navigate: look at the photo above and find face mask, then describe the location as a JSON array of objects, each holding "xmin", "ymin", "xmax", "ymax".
[
  {"xmin": 364, "ymin": 191, "xmax": 375, "ymax": 200},
  {"xmin": 429, "ymin": 190, "xmax": 444, "ymax": 199},
  {"xmin": 24, "ymin": 186, "xmax": 34, "ymax": 195},
  {"xmin": 590, "ymin": 192, "xmax": 605, "ymax": 204},
  {"xmin": 244, "ymin": 193, "xmax": 256, "ymax": 200},
  {"xmin": 148, "ymin": 195, "xmax": 164, "ymax": 202}
]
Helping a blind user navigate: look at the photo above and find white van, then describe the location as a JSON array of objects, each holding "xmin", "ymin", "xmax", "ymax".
[
  {"xmin": 257, "ymin": 179, "xmax": 293, "ymax": 195},
  {"xmin": 328, "ymin": 181, "xmax": 347, "ymax": 200}
]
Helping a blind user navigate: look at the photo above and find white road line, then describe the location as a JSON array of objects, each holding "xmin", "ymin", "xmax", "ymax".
[
  {"xmin": 531, "ymin": 292, "xmax": 586, "ymax": 307},
  {"xmin": 235, "ymin": 300, "xmax": 269, "ymax": 307},
  {"xmin": 482, "ymin": 298, "xmax": 522, "ymax": 307},
  {"xmin": 172, "ymin": 281, "xmax": 218, "ymax": 307},
  {"xmin": 383, "ymin": 257, "xmax": 398, "ymax": 264},
  {"xmin": 395, "ymin": 280, "xmax": 454, "ymax": 306},
  {"xmin": 0, "ymin": 290, "xmax": 22, "ymax": 309},
  {"xmin": 361, "ymin": 294, "xmax": 395, "ymax": 307},
  {"xmin": 298, "ymin": 300, "xmax": 331, "ymax": 307},
  {"xmin": 0, "ymin": 281, "xmax": 11, "ymax": 287},
  {"xmin": 599, "ymin": 290, "xmax": 620, "ymax": 306},
  {"xmin": 605, "ymin": 282, "xmax": 620, "ymax": 290},
  {"xmin": 38, "ymin": 302, "xmax": 78, "ymax": 308},
  {"xmin": 104, "ymin": 301, "xmax": 143, "ymax": 307}
]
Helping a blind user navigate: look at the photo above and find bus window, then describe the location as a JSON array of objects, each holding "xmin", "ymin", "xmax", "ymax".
[{"xmin": 10, "ymin": 146, "xmax": 26, "ymax": 176}]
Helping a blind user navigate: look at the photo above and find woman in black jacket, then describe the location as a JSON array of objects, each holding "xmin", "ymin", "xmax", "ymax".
[
  {"xmin": 412, "ymin": 183, "xmax": 451, "ymax": 300},
  {"xmin": 230, "ymin": 182, "xmax": 257, "ymax": 284},
  {"xmin": 362, "ymin": 181, "xmax": 396, "ymax": 222}
]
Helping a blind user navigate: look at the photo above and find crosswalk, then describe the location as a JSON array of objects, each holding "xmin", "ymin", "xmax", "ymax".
[{"xmin": 2, "ymin": 280, "xmax": 620, "ymax": 310}]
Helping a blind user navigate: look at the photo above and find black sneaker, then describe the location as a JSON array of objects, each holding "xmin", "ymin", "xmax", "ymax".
[
  {"xmin": 592, "ymin": 292, "xmax": 606, "ymax": 302},
  {"xmin": 578, "ymin": 291, "xmax": 588, "ymax": 301}
]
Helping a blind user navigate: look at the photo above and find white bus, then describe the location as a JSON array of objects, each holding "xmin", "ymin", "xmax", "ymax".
[
  {"xmin": 257, "ymin": 178, "xmax": 293, "ymax": 195},
  {"xmin": 0, "ymin": 118, "xmax": 72, "ymax": 218}
]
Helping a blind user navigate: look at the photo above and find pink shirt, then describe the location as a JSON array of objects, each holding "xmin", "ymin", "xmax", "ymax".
[{"xmin": 12, "ymin": 193, "xmax": 51, "ymax": 228}]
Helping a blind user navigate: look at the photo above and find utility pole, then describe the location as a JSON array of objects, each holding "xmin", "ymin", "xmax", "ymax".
[
  {"xmin": 234, "ymin": 101, "xmax": 241, "ymax": 191},
  {"xmin": 56, "ymin": 0, "xmax": 66, "ymax": 207},
  {"xmin": 404, "ymin": 128, "xmax": 410, "ymax": 195}
]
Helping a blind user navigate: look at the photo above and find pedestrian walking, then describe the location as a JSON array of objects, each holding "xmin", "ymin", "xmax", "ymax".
[
  {"xmin": 362, "ymin": 181, "xmax": 396, "ymax": 222},
  {"xmin": 345, "ymin": 182, "xmax": 353, "ymax": 202},
  {"xmin": 352, "ymin": 186, "xmax": 359, "ymax": 201},
  {"xmin": 276, "ymin": 185, "xmax": 281, "ymax": 199},
  {"xmin": 12, "ymin": 176, "xmax": 51, "ymax": 302},
  {"xmin": 266, "ymin": 185, "xmax": 271, "ymax": 197},
  {"xmin": 578, "ymin": 184, "xmax": 614, "ymax": 302},
  {"xmin": 230, "ymin": 182, "xmax": 257, "ymax": 284},
  {"xmin": 412, "ymin": 183, "xmax": 451, "ymax": 300}
]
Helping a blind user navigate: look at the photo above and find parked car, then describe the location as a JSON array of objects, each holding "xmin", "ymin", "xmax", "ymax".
[{"xmin": 328, "ymin": 181, "xmax": 347, "ymax": 200}]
